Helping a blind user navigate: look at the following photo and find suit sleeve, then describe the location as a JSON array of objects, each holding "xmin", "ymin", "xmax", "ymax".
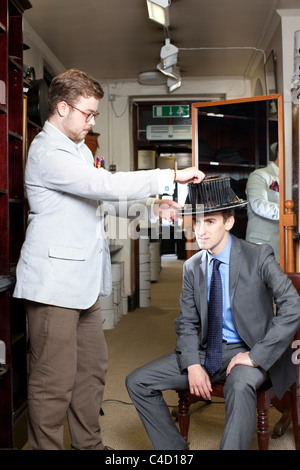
[
  {"xmin": 249, "ymin": 250, "xmax": 300, "ymax": 370},
  {"xmin": 37, "ymin": 146, "xmax": 174, "ymax": 201},
  {"xmin": 246, "ymin": 170, "xmax": 279, "ymax": 220},
  {"xmin": 175, "ymin": 261, "xmax": 202, "ymax": 371}
]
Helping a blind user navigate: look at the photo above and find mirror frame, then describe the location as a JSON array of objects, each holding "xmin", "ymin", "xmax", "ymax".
[{"xmin": 191, "ymin": 94, "xmax": 285, "ymax": 269}]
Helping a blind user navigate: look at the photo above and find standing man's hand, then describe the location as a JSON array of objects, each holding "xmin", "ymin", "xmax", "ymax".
[
  {"xmin": 187, "ymin": 364, "xmax": 212, "ymax": 401},
  {"xmin": 153, "ymin": 199, "xmax": 181, "ymax": 222},
  {"xmin": 175, "ymin": 167, "xmax": 205, "ymax": 184}
]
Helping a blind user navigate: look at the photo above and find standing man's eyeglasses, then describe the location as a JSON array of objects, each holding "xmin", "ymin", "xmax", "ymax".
[{"xmin": 66, "ymin": 103, "xmax": 100, "ymax": 122}]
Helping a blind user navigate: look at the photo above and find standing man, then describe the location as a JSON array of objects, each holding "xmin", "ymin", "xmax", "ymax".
[
  {"xmin": 246, "ymin": 145, "xmax": 279, "ymax": 262},
  {"xmin": 126, "ymin": 177, "xmax": 300, "ymax": 450},
  {"xmin": 13, "ymin": 68, "xmax": 205, "ymax": 450}
]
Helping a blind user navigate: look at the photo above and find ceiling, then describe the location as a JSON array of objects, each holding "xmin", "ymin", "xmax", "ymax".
[{"xmin": 24, "ymin": 0, "xmax": 300, "ymax": 83}]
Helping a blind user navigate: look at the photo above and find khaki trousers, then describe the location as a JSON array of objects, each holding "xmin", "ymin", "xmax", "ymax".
[{"xmin": 25, "ymin": 299, "xmax": 108, "ymax": 450}]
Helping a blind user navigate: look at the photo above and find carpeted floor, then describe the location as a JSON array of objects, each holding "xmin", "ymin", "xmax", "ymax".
[{"xmin": 24, "ymin": 254, "xmax": 296, "ymax": 450}]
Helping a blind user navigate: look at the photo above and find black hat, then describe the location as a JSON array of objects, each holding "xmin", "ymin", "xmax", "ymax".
[{"xmin": 178, "ymin": 176, "xmax": 248, "ymax": 216}]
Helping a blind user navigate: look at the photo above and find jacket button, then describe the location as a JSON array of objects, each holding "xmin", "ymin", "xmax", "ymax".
[{"xmin": 99, "ymin": 248, "xmax": 103, "ymax": 254}]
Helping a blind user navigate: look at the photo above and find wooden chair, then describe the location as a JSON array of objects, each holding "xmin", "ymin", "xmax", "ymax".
[{"xmin": 177, "ymin": 200, "xmax": 300, "ymax": 450}]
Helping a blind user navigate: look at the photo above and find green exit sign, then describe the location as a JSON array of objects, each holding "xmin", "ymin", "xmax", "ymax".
[{"xmin": 153, "ymin": 105, "xmax": 190, "ymax": 118}]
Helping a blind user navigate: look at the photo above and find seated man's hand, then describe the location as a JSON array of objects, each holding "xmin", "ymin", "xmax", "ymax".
[
  {"xmin": 187, "ymin": 363, "xmax": 212, "ymax": 401},
  {"xmin": 226, "ymin": 351, "xmax": 253, "ymax": 376}
]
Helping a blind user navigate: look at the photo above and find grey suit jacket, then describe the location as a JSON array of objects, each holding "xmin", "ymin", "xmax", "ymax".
[{"xmin": 175, "ymin": 236, "xmax": 300, "ymax": 399}]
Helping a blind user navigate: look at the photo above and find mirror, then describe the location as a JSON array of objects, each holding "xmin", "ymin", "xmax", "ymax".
[{"xmin": 190, "ymin": 94, "xmax": 285, "ymax": 268}]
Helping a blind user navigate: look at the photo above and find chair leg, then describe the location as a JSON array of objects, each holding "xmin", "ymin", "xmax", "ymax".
[
  {"xmin": 256, "ymin": 392, "xmax": 271, "ymax": 450},
  {"xmin": 271, "ymin": 394, "xmax": 292, "ymax": 438},
  {"xmin": 291, "ymin": 382, "xmax": 300, "ymax": 450},
  {"xmin": 177, "ymin": 390, "xmax": 191, "ymax": 447},
  {"xmin": 257, "ymin": 408, "xmax": 270, "ymax": 450}
]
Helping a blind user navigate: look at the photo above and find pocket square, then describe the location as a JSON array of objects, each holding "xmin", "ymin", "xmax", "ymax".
[
  {"xmin": 269, "ymin": 181, "xmax": 279, "ymax": 192},
  {"xmin": 95, "ymin": 156, "xmax": 105, "ymax": 168}
]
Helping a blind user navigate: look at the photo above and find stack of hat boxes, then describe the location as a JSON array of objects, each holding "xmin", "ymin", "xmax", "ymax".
[
  {"xmin": 139, "ymin": 236, "xmax": 161, "ymax": 307},
  {"xmin": 139, "ymin": 237, "xmax": 151, "ymax": 307},
  {"xmin": 149, "ymin": 240, "xmax": 160, "ymax": 282},
  {"xmin": 137, "ymin": 149, "xmax": 161, "ymax": 303},
  {"xmin": 101, "ymin": 261, "xmax": 128, "ymax": 330},
  {"xmin": 101, "ymin": 239, "xmax": 160, "ymax": 328}
]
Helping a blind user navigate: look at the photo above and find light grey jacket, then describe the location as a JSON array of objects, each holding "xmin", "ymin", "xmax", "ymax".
[
  {"xmin": 245, "ymin": 162, "xmax": 279, "ymax": 261},
  {"xmin": 13, "ymin": 121, "xmax": 174, "ymax": 309},
  {"xmin": 175, "ymin": 236, "xmax": 300, "ymax": 399}
]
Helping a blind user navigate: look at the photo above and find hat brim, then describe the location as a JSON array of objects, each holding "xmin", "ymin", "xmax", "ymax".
[{"xmin": 176, "ymin": 199, "xmax": 248, "ymax": 216}]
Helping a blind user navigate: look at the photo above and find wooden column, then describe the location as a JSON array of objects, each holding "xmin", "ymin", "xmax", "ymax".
[
  {"xmin": 292, "ymin": 103, "xmax": 299, "ymax": 232},
  {"xmin": 282, "ymin": 200, "xmax": 297, "ymax": 273}
]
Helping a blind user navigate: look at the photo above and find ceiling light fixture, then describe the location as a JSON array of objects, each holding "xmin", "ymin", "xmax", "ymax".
[
  {"xmin": 167, "ymin": 75, "xmax": 182, "ymax": 93},
  {"xmin": 159, "ymin": 38, "xmax": 178, "ymax": 69},
  {"xmin": 138, "ymin": 70, "xmax": 167, "ymax": 85},
  {"xmin": 157, "ymin": 62, "xmax": 180, "ymax": 79},
  {"xmin": 146, "ymin": 0, "xmax": 170, "ymax": 27}
]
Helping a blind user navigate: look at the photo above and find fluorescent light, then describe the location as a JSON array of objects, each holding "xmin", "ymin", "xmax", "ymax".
[
  {"xmin": 167, "ymin": 77, "xmax": 181, "ymax": 92},
  {"xmin": 157, "ymin": 62, "xmax": 180, "ymax": 79},
  {"xmin": 147, "ymin": 0, "xmax": 170, "ymax": 27},
  {"xmin": 207, "ymin": 113, "xmax": 224, "ymax": 118},
  {"xmin": 167, "ymin": 72, "xmax": 181, "ymax": 93}
]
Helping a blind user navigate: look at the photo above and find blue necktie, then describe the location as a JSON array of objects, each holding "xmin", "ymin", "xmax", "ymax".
[{"xmin": 204, "ymin": 258, "xmax": 223, "ymax": 376}]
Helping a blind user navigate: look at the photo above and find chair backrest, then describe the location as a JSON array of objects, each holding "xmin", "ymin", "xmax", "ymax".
[
  {"xmin": 287, "ymin": 273, "xmax": 300, "ymax": 295},
  {"xmin": 284, "ymin": 202, "xmax": 300, "ymax": 343},
  {"xmin": 283, "ymin": 200, "xmax": 300, "ymax": 292}
]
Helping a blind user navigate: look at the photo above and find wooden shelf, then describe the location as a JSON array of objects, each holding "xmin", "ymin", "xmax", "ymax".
[
  {"xmin": 0, "ymin": 0, "xmax": 31, "ymax": 450},
  {"xmin": 8, "ymin": 56, "xmax": 22, "ymax": 70},
  {"xmin": 198, "ymin": 111, "xmax": 256, "ymax": 121},
  {"xmin": 198, "ymin": 160, "xmax": 257, "ymax": 169},
  {"xmin": 0, "ymin": 22, "xmax": 7, "ymax": 33},
  {"xmin": 8, "ymin": 130, "xmax": 23, "ymax": 140}
]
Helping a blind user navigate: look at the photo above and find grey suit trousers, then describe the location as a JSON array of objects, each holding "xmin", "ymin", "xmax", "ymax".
[{"xmin": 126, "ymin": 342, "xmax": 268, "ymax": 450}]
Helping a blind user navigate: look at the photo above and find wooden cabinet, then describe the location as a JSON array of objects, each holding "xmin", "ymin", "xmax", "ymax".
[
  {"xmin": 191, "ymin": 96, "xmax": 281, "ymax": 240},
  {"xmin": 190, "ymin": 94, "xmax": 285, "ymax": 267},
  {"xmin": 0, "ymin": 0, "xmax": 31, "ymax": 449},
  {"xmin": 192, "ymin": 96, "xmax": 279, "ymax": 174}
]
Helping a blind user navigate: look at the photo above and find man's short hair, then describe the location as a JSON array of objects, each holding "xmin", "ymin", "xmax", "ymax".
[
  {"xmin": 194, "ymin": 208, "xmax": 235, "ymax": 223},
  {"xmin": 220, "ymin": 208, "xmax": 235, "ymax": 221},
  {"xmin": 47, "ymin": 69, "xmax": 104, "ymax": 116}
]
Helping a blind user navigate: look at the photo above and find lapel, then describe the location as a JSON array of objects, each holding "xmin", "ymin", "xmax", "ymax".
[
  {"xmin": 195, "ymin": 250, "xmax": 208, "ymax": 331},
  {"xmin": 229, "ymin": 235, "xmax": 243, "ymax": 306},
  {"xmin": 43, "ymin": 120, "xmax": 90, "ymax": 165}
]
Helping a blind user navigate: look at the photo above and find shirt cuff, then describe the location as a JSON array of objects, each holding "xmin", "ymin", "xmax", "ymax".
[
  {"xmin": 156, "ymin": 169, "xmax": 175, "ymax": 195},
  {"xmin": 249, "ymin": 354, "xmax": 259, "ymax": 367}
]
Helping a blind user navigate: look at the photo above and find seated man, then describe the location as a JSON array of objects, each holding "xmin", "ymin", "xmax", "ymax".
[{"xmin": 126, "ymin": 177, "xmax": 300, "ymax": 450}]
